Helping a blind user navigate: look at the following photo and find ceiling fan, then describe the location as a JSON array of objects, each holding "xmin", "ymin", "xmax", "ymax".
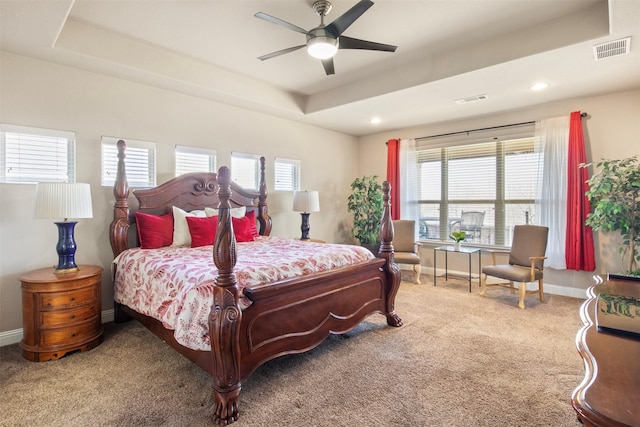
[{"xmin": 255, "ymin": 0, "xmax": 397, "ymax": 75}]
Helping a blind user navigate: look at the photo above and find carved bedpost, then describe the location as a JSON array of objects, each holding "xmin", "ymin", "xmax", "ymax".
[
  {"xmin": 109, "ymin": 140, "xmax": 130, "ymax": 258},
  {"xmin": 209, "ymin": 166, "xmax": 242, "ymax": 425},
  {"xmin": 257, "ymin": 156, "xmax": 272, "ymax": 236},
  {"xmin": 379, "ymin": 181, "xmax": 403, "ymax": 327}
]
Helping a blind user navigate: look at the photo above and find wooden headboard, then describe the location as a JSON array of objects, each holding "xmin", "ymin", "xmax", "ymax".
[{"xmin": 109, "ymin": 140, "xmax": 272, "ymax": 257}]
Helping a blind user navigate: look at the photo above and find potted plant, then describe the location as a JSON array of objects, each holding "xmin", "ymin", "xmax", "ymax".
[
  {"xmin": 450, "ymin": 231, "xmax": 467, "ymax": 251},
  {"xmin": 583, "ymin": 156, "xmax": 640, "ymax": 276},
  {"xmin": 347, "ymin": 175, "xmax": 383, "ymax": 253}
]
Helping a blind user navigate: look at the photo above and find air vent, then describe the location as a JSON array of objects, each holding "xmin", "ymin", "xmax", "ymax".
[
  {"xmin": 454, "ymin": 94, "xmax": 488, "ymax": 105},
  {"xmin": 593, "ymin": 37, "xmax": 631, "ymax": 60}
]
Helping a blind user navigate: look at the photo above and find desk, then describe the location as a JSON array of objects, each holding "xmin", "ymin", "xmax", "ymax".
[
  {"xmin": 571, "ymin": 276, "xmax": 640, "ymax": 427},
  {"xmin": 433, "ymin": 246, "xmax": 481, "ymax": 292}
]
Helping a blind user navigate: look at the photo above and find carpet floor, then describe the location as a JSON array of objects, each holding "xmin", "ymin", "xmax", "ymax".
[{"xmin": 0, "ymin": 275, "xmax": 586, "ymax": 426}]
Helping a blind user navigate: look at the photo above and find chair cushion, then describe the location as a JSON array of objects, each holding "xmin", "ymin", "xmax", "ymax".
[
  {"xmin": 482, "ymin": 264, "xmax": 543, "ymax": 282},
  {"xmin": 394, "ymin": 252, "xmax": 420, "ymax": 265}
]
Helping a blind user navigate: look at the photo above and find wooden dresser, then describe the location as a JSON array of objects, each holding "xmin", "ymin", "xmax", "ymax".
[
  {"xmin": 572, "ymin": 275, "xmax": 640, "ymax": 427},
  {"xmin": 20, "ymin": 265, "xmax": 104, "ymax": 362}
]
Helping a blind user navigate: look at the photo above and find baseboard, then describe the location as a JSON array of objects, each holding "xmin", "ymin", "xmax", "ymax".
[
  {"xmin": 0, "ymin": 328, "xmax": 23, "ymax": 348},
  {"xmin": 0, "ymin": 309, "xmax": 116, "ymax": 348},
  {"xmin": 431, "ymin": 266, "xmax": 588, "ymax": 299}
]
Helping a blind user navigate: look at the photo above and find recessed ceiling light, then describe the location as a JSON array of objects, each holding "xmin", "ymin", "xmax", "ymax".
[
  {"xmin": 530, "ymin": 82, "xmax": 549, "ymax": 91},
  {"xmin": 370, "ymin": 117, "xmax": 381, "ymax": 124}
]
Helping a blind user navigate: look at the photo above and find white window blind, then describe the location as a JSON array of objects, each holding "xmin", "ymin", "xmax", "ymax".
[
  {"xmin": 231, "ymin": 152, "xmax": 260, "ymax": 190},
  {"xmin": 274, "ymin": 157, "xmax": 300, "ymax": 191},
  {"xmin": 101, "ymin": 137, "xmax": 156, "ymax": 187},
  {"xmin": 415, "ymin": 134, "xmax": 540, "ymax": 246},
  {"xmin": 175, "ymin": 145, "xmax": 216, "ymax": 176},
  {"xmin": 0, "ymin": 124, "xmax": 75, "ymax": 183}
]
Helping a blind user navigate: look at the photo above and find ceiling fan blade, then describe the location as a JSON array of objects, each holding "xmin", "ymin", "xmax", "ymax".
[
  {"xmin": 321, "ymin": 58, "xmax": 335, "ymax": 75},
  {"xmin": 325, "ymin": 0, "xmax": 374, "ymax": 37},
  {"xmin": 338, "ymin": 35, "xmax": 397, "ymax": 52},
  {"xmin": 254, "ymin": 12, "xmax": 310, "ymax": 35},
  {"xmin": 258, "ymin": 45, "xmax": 306, "ymax": 61}
]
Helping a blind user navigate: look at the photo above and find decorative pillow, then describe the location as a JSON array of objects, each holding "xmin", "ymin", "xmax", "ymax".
[
  {"xmin": 135, "ymin": 211, "xmax": 174, "ymax": 249},
  {"xmin": 172, "ymin": 206, "xmax": 207, "ymax": 246},
  {"xmin": 204, "ymin": 206, "xmax": 246, "ymax": 218},
  {"xmin": 232, "ymin": 214, "xmax": 256, "ymax": 243},
  {"xmin": 186, "ymin": 216, "xmax": 218, "ymax": 248},
  {"xmin": 244, "ymin": 210, "xmax": 260, "ymax": 239}
]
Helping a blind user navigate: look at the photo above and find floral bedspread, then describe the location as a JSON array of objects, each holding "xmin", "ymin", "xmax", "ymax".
[{"xmin": 113, "ymin": 236, "xmax": 374, "ymax": 350}]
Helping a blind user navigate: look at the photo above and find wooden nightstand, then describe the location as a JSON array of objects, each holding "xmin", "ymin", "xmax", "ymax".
[{"xmin": 20, "ymin": 265, "xmax": 104, "ymax": 362}]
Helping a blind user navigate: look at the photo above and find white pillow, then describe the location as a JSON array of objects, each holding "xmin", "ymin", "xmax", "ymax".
[
  {"xmin": 204, "ymin": 206, "xmax": 247, "ymax": 218},
  {"xmin": 172, "ymin": 206, "xmax": 207, "ymax": 246}
]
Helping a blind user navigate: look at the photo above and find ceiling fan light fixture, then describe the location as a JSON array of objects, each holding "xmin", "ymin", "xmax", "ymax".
[{"xmin": 307, "ymin": 36, "xmax": 338, "ymax": 59}]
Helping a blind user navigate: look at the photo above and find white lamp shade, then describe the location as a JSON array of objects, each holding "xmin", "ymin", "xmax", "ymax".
[
  {"xmin": 34, "ymin": 182, "xmax": 93, "ymax": 220},
  {"xmin": 293, "ymin": 190, "xmax": 320, "ymax": 213}
]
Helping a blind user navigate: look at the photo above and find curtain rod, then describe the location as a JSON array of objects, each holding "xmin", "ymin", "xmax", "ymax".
[{"xmin": 416, "ymin": 112, "xmax": 587, "ymax": 141}]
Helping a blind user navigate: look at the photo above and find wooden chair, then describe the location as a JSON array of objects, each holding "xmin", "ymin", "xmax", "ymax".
[
  {"xmin": 393, "ymin": 220, "xmax": 422, "ymax": 284},
  {"xmin": 479, "ymin": 225, "xmax": 548, "ymax": 309}
]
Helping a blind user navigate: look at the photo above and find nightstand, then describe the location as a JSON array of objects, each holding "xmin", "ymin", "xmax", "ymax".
[{"xmin": 20, "ymin": 265, "xmax": 104, "ymax": 362}]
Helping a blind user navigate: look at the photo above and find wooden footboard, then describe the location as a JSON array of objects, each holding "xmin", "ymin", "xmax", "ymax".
[{"xmin": 109, "ymin": 140, "xmax": 401, "ymax": 425}]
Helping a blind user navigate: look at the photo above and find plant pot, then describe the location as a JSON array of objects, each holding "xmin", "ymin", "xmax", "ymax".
[
  {"xmin": 362, "ymin": 243, "xmax": 380, "ymax": 256},
  {"xmin": 453, "ymin": 242, "xmax": 462, "ymax": 251}
]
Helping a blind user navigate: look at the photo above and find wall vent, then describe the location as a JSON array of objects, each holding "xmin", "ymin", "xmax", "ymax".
[
  {"xmin": 454, "ymin": 94, "xmax": 488, "ymax": 105},
  {"xmin": 593, "ymin": 37, "xmax": 631, "ymax": 60}
]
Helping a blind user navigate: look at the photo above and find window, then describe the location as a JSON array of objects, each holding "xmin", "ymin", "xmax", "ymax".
[
  {"xmin": 0, "ymin": 124, "xmax": 75, "ymax": 183},
  {"xmin": 101, "ymin": 136, "xmax": 156, "ymax": 187},
  {"xmin": 274, "ymin": 157, "xmax": 300, "ymax": 191},
  {"xmin": 175, "ymin": 145, "xmax": 216, "ymax": 176},
  {"xmin": 230, "ymin": 152, "xmax": 260, "ymax": 190},
  {"xmin": 415, "ymin": 129, "xmax": 540, "ymax": 247}
]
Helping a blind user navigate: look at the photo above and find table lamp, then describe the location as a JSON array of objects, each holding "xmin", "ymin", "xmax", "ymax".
[
  {"xmin": 292, "ymin": 190, "xmax": 320, "ymax": 240},
  {"xmin": 34, "ymin": 182, "xmax": 93, "ymax": 273}
]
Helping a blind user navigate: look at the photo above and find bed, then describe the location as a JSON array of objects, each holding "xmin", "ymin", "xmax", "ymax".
[{"xmin": 109, "ymin": 140, "xmax": 402, "ymax": 424}]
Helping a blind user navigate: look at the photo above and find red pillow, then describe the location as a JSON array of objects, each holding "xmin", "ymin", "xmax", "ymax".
[
  {"xmin": 244, "ymin": 210, "xmax": 260, "ymax": 239},
  {"xmin": 232, "ymin": 215, "xmax": 256, "ymax": 243},
  {"xmin": 135, "ymin": 211, "xmax": 174, "ymax": 249},
  {"xmin": 186, "ymin": 216, "xmax": 218, "ymax": 248}
]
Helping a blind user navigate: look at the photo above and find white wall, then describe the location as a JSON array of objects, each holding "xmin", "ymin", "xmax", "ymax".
[
  {"xmin": 357, "ymin": 89, "xmax": 640, "ymax": 297},
  {"xmin": 2, "ymin": 49, "xmax": 638, "ymax": 338},
  {"xmin": 0, "ymin": 52, "xmax": 359, "ymax": 334}
]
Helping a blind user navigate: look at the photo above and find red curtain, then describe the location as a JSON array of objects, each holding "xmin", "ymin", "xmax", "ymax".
[
  {"xmin": 565, "ymin": 111, "xmax": 596, "ymax": 271},
  {"xmin": 386, "ymin": 139, "xmax": 400, "ymax": 220}
]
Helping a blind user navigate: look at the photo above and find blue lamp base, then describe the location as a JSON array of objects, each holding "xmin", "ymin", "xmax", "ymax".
[
  {"xmin": 299, "ymin": 213, "xmax": 311, "ymax": 240},
  {"xmin": 54, "ymin": 221, "xmax": 78, "ymax": 273}
]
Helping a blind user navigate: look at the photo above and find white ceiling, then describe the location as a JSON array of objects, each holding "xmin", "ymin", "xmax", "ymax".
[{"xmin": 1, "ymin": 0, "xmax": 639, "ymax": 136}]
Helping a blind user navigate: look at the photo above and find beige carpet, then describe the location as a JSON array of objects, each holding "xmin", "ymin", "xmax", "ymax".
[{"xmin": 0, "ymin": 275, "xmax": 585, "ymax": 427}]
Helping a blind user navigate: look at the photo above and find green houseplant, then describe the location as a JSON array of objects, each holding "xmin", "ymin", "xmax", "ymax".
[
  {"xmin": 583, "ymin": 156, "xmax": 640, "ymax": 275},
  {"xmin": 450, "ymin": 231, "xmax": 467, "ymax": 251},
  {"xmin": 450, "ymin": 231, "xmax": 467, "ymax": 243},
  {"xmin": 347, "ymin": 175, "xmax": 383, "ymax": 248}
]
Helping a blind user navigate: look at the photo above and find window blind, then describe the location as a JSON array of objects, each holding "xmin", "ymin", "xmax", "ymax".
[
  {"xmin": 415, "ymin": 135, "xmax": 540, "ymax": 246},
  {"xmin": 231, "ymin": 152, "xmax": 260, "ymax": 190},
  {"xmin": 175, "ymin": 145, "xmax": 216, "ymax": 176},
  {"xmin": 101, "ymin": 137, "xmax": 156, "ymax": 187},
  {"xmin": 274, "ymin": 157, "xmax": 300, "ymax": 191},
  {"xmin": 0, "ymin": 124, "xmax": 75, "ymax": 183}
]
